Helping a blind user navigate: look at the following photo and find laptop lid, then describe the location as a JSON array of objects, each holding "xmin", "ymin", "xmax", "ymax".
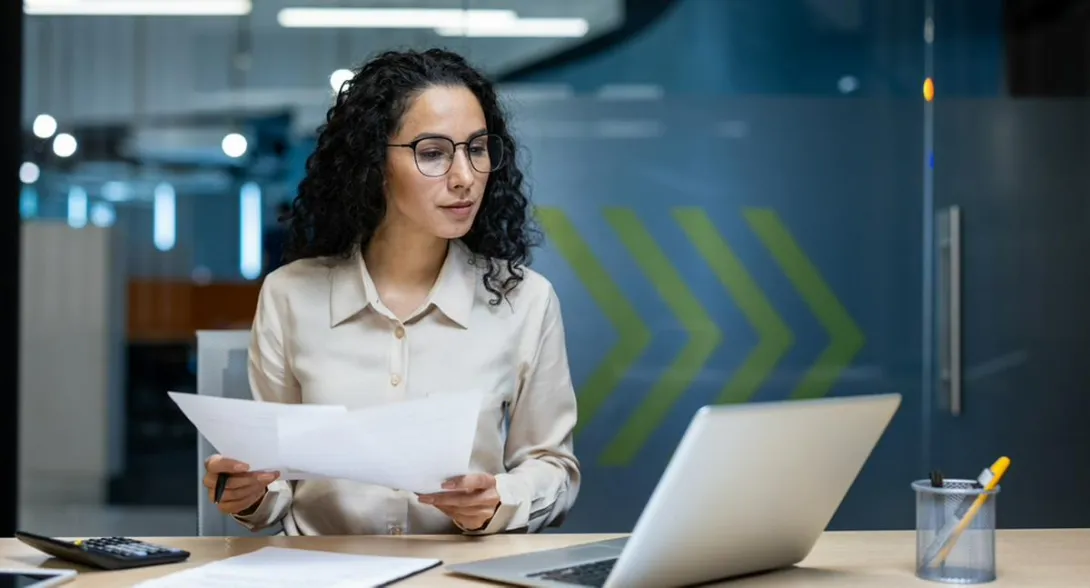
[{"xmin": 604, "ymin": 393, "xmax": 901, "ymax": 588}]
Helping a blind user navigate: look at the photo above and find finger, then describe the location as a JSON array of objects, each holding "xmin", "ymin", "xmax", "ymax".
[
  {"xmin": 206, "ymin": 455, "xmax": 250, "ymax": 474},
  {"xmin": 218, "ymin": 483, "xmax": 266, "ymax": 505},
  {"xmin": 442, "ymin": 473, "xmax": 495, "ymax": 491},
  {"xmin": 224, "ymin": 474, "xmax": 274, "ymax": 493},
  {"xmin": 203, "ymin": 472, "xmax": 239, "ymax": 490},
  {"xmin": 203, "ymin": 470, "xmax": 276, "ymax": 490},
  {"xmin": 419, "ymin": 492, "xmax": 474, "ymax": 507},
  {"xmin": 420, "ymin": 489, "xmax": 494, "ymax": 508},
  {"xmin": 430, "ymin": 503, "xmax": 474, "ymax": 521},
  {"xmin": 224, "ymin": 472, "xmax": 278, "ymax": 489},
  {"xmin": 206, "ymin": 474, "xmax": 275, "ymax": 505}
]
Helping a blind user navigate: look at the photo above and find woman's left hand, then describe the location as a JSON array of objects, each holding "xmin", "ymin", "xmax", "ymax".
[{"xmin": 418, "ymin": 473, "xmax": 501, "ymax": 531}]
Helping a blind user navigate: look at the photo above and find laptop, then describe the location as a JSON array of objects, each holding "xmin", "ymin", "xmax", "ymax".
[{"xmin": 446, "ymin": 393, "xmax": 901, "ymax": 588}]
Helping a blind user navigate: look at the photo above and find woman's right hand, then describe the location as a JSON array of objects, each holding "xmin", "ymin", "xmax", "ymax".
[{"xmin": 203, "ymin": 455, "xmax": 280, "ymax": 515}]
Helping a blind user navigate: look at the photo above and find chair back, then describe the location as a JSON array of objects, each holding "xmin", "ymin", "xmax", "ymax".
[{"xmin": 195, "ymin": 330, "xmax": 282, "ymax": 537}]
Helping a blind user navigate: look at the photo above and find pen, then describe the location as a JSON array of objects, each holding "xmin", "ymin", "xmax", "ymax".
[
  {"xmin": 923, "ymin": 456, "xmax": 1011, "ymax": 568},
  {"xmin": 929, "ymin": 470, "xmax": 944, "ymax": 488},
  {"xmin": 214, "ymin": 473, "xmax": 230, "ymax": 504},
  {"xmin": 929, "ymin": 470, "xmax": 946, "ymax": 530}
]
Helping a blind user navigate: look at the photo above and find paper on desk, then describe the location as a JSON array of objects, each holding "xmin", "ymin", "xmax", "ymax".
[
  {"xmin": 132, "ymin": 546, "xmax": 441, "ymax": 588},
  {"xmin": 277, "ymin": 390, "xmax": 484, "ymax": 494},
  {"xmin": 168, "ymin": 392, "xmax": 348, "ymax": 479}
]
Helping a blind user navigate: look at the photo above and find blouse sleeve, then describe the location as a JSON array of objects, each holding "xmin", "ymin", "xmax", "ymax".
[{"xmin": 463, "ymin": 284, "xmax": 581, "ymax": 534}]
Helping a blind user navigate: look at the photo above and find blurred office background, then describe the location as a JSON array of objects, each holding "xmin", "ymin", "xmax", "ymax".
[{"xmin": 9, "ymin": 0, "xmax": 1090, "ymax": 537}]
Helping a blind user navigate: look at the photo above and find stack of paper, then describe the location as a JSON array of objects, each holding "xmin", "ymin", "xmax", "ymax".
[
  {"xmin": 169, "ymin": 390, "xmax": 482, "ymax": 493},
  {"xmin": 133, "ymin": 546, "xmax": 441, "ymax": 587}
]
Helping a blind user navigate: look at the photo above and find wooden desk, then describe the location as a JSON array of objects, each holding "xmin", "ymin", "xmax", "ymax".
[{"xmin": 1, "ymin": 529, "xmax": 1087, "ymax": 586}]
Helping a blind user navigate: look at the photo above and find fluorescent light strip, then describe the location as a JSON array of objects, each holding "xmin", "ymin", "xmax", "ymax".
[
  {"xmin": 25, "ymin": 0, "xmax": 252, "ymax": 16},
  {"xmin": 436, "ymin": 18, "xmax": 590, "ymax": 38},
  {"xmin": 153, "ymin": 182, "xmax": 176, "ymax": 252},
  {"xmin": 67, "ymin": 186, "xmax": 87, "ymax": 229},
  {"xmin": 278, "ymin": 7, "xmax": 517, "ymax": 29},
  {"xmin": 239, "ymin": 182, "xmax": 263, "ymax": 280}
]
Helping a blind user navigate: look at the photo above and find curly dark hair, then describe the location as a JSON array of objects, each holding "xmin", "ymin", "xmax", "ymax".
[{"xmin": 284, "ymin": 48, "xmax": 540, "ymax": 305}]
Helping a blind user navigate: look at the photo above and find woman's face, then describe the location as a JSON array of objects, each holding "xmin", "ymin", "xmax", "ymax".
[{"xmin": 383, "ymin": 84, "xmax": 490, "ymax": 241}]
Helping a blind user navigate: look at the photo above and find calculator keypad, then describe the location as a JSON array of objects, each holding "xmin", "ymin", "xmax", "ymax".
[
  {"xmin": 16, "ymin": 530, "xmax": 190, "ymax": 571},
  {"xmin": 78, "ymin": 537, "xmax": 183, "ymax": 559}
]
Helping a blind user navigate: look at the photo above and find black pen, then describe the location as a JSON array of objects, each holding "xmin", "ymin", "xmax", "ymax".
[
  {"xmin": 929, "ymin": 470, "xmax": 944, "ymax": 488},
  {"xmin": 214, "ymin": 473, "xmax": 230, "ymax": 504}
]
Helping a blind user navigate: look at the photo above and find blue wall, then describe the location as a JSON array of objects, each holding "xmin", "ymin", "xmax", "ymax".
[{"xmin": 509, "ymin": 95, "xmax": 924, "ymax": 531}]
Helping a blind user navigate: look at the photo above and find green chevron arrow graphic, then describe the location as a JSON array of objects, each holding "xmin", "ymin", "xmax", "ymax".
[
  {"xmin": 673, "ymin": 208, "xmax": 794, "ymax": 404},
  {"xmin": 744, "ymin": 208, "xmax": 865, "ymax": 400},
  {"xmin": 600, "ymin": 208, "xmax": 722, "ymax": 466},
  {"xmin": 536, "ymin": 207, "xmax": 651, "ymax": 436}
]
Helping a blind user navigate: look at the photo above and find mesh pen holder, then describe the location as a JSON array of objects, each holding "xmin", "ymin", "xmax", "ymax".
[{"xmin": 912, "ymin": 479, "xmax": 1000, "ymax": 584}]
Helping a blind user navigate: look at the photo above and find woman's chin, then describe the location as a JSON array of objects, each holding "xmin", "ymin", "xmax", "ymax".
[{"xmin": 433, "ymin": 219, "xmax": 477, "ymax": 240}]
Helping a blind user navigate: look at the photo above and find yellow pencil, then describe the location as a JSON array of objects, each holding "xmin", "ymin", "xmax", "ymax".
[{"xmin": 925, "ymin": 456, "xmax": 1010, "ymax": 568}]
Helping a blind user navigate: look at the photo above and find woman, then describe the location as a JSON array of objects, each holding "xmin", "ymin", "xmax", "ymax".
[{"xmin": 202, "ymin": 48, "xmax": 581, "ymax": 536}]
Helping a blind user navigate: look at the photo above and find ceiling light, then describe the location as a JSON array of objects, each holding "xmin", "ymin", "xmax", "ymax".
[
  {"xmin": 436, "ymin": 18, "xmax": 590, "ymax": 38},
  {"xmin": 19, "ymin": 162, "xmax": 40, "ymax": 184},
  {"xmin": 67, "ymin": 186, "xmax": 88, "ymax": 229},
  {"xmin": 153, "ymin": 183, "xmax": 176, "ymax": 252},
  {"xmin": 32, "ymin": 113, "xmax": 56, "ymax": 139},
  {"xmin": 222, "ymin": 133, "xmax": 248, "ymax": 158},
  {"xmin": 53, "ymin": 133, "xmax": 77, "ymax": 158},
  {"xmin": 239, "ymin": 182, "xmax": 263, "ymax": 280},
  {"xmin": 24, "ymin": 0, "xmax": 252, "ymax": 16},
  {"xmin": 277, "ymin": 7, "xmax": 516, "ymax": 29},
  {"xmin": 329, "ymin": 69, "xmax": 354, "ymax": 93}
]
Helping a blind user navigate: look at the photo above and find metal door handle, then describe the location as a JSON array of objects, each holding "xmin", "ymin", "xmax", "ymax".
[{"xmin": 937, "ymin": 206, "xmax": 962, "ymax": 415}]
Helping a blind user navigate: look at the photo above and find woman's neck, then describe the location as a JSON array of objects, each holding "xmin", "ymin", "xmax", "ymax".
[{"xmin": 364, "ymin": 222, "xmax": 449, "ymax": 290}]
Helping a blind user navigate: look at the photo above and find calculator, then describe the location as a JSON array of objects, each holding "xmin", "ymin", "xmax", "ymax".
[{"xmin": 14, "ymin": 530, "xmax": 191, "ymax": 570}]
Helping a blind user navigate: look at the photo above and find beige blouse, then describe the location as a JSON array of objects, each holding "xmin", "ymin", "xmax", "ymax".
[{"xmin": 232, "ymin": 240, "xmax": 581, "ymax": 536}]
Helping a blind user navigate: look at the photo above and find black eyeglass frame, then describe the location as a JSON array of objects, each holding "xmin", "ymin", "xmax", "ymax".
[{"xmin": 387, "ymin": 133, "xmax": 507, "ymax": 177}]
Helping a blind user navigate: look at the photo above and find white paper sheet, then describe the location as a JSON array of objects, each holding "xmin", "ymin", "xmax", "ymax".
[
  {"xmin": 133, "ymin": 546, "xmax": 441, "ymax": 588},
  {"xmin": 277, "ymin": 390, "xmax": 484, "ymax": 494},
  {"xmin": 168, "ymin": 392, "xmax": 348, "ymax": 478}
]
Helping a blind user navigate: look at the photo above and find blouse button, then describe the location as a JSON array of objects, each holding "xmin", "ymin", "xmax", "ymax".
[
  {"xmin": 390, "ymin": 374, "xmax": 401, "ymax": 386},
  {"xmin": 394, "ymin": 325, "xmax": 405, "ymax": 339}
]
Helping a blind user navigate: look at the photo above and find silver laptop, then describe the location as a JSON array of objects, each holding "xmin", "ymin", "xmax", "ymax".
[{"xmin": 446, "ymin": 393, "xmax": 901, "ymax": 588}]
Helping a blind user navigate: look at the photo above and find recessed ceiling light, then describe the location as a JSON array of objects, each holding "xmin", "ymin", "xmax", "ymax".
[
  {"xmin": 329, "ymin": 69, "xmax": 354, "ymax": 93},
  {"xmin": 32, "ymin": 114, "xmax": 57, "ymax": 138},
  {"xmin": 53, "ymin": 133, "xmax": 77, "ymax": 158},
  {"xmin": 436, "ymin": 18, "xmax": 590, "ymax": 38},
  {"xmin": 24, "ymin": 0, "xmax": 252, "ymax": 16},
  {"xmin": 277, "ymin": 7, "xmax": 517, "ymax": 29}
]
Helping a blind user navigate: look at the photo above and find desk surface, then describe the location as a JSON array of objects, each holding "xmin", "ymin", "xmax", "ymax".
[{"xmin": 1, "ymin": 529, "xmax": 1087, "ymax": 586}]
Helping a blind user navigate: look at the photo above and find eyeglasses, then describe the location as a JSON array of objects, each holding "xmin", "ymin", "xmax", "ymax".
[{"xmin": 388, "ymin": 133, "xmax": 506, "ymax": 178}]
